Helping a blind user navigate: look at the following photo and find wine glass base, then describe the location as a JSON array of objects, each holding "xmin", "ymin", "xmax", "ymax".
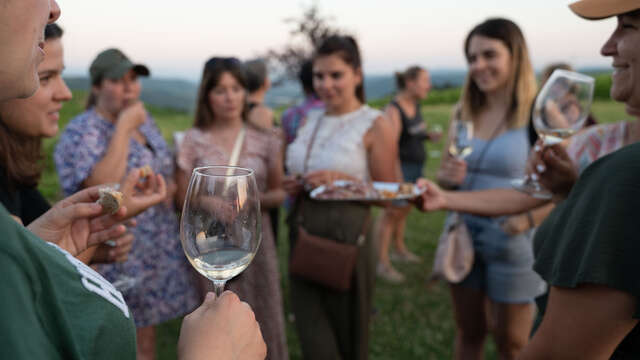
[
  {"xmin": 511, "ymin": 179, "xmax": 553, "ymax": 200},
  {"xmin": 112, "ymin": 276, "xmax": 138, "ymax": 293}
]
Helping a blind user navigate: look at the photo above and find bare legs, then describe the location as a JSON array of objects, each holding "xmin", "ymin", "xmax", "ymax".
[
  {"xmin": 376, "ymin": 206, "xmax": 418, "ymax": 282},
  {"xmin": 450, "ymin": 284, "xmax": 535, "ymax": 360}
]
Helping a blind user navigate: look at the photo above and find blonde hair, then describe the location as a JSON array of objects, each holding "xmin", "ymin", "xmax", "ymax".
[{"xmin": 460, "ymin": 18, "xmax": 537, "ymax": 129}]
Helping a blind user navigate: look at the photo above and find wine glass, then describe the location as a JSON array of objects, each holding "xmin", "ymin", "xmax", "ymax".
[
  {"xmin": 101, "ymin": 182, "xmax": 138, "ymax": 293},
  {"xmin": 180, "ymin": 166, "xmax": 262, "ymax": 297},
  {"xmin": 512, "ymin": 69, "xmax": 595, "ymax": 198},
  {"xmin": 448, "ymin": 118, "xmax": 474, "ymax": 159}
]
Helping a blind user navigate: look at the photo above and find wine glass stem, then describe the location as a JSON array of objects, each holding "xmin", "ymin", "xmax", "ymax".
[{"xmin": 212, "ymin": 280, "xmax": 226, "ymax": 297}]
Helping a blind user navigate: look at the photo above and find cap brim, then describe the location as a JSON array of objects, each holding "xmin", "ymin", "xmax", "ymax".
[
  {"xmin": 132, "ymin": 64, "xmax": 150, "ymax": 77},
  {"xmin": 569, "ymin": 0, "xmax": 640, "ymax": 20},
  {"xmin": 104, "ymin": 62, "xmax": 150, "ymax": 80}
]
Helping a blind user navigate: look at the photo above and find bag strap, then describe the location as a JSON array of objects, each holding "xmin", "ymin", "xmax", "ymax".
[
  {"xmin": 303, "ymin": 115, "xmax": 324, "ymax": 173},
  {"xmin": 464, "ymin": 119, "xmax": 506, "ymax": 190}
]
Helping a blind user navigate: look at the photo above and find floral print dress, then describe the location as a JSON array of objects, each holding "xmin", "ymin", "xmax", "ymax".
[{"xmin": 54, "ymin": 108, "xmax": 200, "ymax": 327}]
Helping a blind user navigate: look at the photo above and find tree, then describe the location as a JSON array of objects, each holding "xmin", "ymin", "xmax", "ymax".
[{"xmin": 264, "ymin": 2, "xmax": 343, "ymax": 83}]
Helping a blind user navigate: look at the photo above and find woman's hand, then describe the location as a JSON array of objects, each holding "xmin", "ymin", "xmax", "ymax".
[
  {"xmin": 91, "ymin": 231, "xmax": 135, "ymax": 264},
  {"xmin": 501, "ymin": 214, "xmax": 529, "ymax": 236},
  {"xmin": 529, "ymin": 140, "xmax": 578, "ymax": 202},
  {"xmin": 27, "ymin": 187, "xmax": 129, "ymax": 256},
  {"xmin": 116, "ymin": 101, "xmax": 147, "ymax": 133},
  {"xmin": 436, "ymin": 154, "xmax": 467, "ymax": 189},
  {"xmin": 282, "ymin": 175, "xmax": 303, "ymax": 196},
  {"xmin": 119, "ymin": 168, "xmax": 168, "ymax": 218},
  {"xmin": 178, "ymin": 291, "xmax": 266, "ymax": 360},
  {"xmin": 414, "ymin": 178, "xmax": 449, "ymax": 212}
]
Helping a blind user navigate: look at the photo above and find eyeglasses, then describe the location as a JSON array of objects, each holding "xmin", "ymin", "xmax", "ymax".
[{"xmin": 205, "ymin": 57, "xmax": 241, "ymax": 70}]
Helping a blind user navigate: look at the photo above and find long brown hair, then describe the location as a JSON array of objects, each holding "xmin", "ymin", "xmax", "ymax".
[
  {"xmin": 0, "ymin": 23, "xmax": 64, "ymax": 188},
  {"xmin": 193, "ymin": 57, "xmax": 249, "ymax": 129},
  {"xmin": 460, "ymin": 18, "xmax": 537, "ymax": 129}
]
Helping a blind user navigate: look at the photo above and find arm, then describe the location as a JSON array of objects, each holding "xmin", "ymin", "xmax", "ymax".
[
  {"xmin": 260, "ymin": 133, "xmax": 286, "ymax": 209},
  {"xmin": 520, "ymin": 285, "xmax": 638, "ymax": 359},
  {"xmin": 175, "ymin": 167, "xmax": 190, "ymax": 212},
  {"xmin": 416, "ymin": 178, "xmax": 547, "ymax": 216},
  {"xmin": 366, "ymin": 115, "xmax": 399, "ymax": 183},
  {"xmin": 82, "ymin": 102, "xmax": 147, "ymax": 187},
  {"xmin": 383, "ymin": 105, "xmax": 402, "ymax": 143}
]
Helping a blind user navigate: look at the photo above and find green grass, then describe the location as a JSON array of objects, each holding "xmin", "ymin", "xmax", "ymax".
[{"xmin": 38, "ymin": 91, "xmax": 628, "ymax": 359}]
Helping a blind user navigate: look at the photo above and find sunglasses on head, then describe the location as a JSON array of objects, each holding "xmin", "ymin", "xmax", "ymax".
[{"xmin": 205, "ymin": 57, "xmax": 241, "ymax": 70}]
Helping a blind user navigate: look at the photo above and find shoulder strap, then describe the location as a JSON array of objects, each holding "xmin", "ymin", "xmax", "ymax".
[
  {"xmin": 303, "ymin": 115, "xmax": 324, "ymax": 174},
  {"xmin": 227, "ymin": 126, "xmax": 245, "ymax": 173}
]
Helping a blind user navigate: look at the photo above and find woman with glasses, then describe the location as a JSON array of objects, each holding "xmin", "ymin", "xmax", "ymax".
[
  {"xmin": 176, "ymin": 56, "xmax": 288, "ymax": 360},
  {"xmin": 54, "ymin": 48, "xmax": 200, "ymax": 360}
]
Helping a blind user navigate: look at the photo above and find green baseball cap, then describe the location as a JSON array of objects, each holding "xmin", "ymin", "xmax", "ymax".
[{"xmin": 89, "ymin": 48, "xmax": 150, "ymax": 84}]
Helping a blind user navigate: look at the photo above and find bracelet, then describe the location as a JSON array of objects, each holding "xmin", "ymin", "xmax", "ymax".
[{"xmin": 526, "ymin": 211, "xmax": 535, "ymax": 229}]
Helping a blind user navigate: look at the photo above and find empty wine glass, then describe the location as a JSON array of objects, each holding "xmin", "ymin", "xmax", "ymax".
[
  {"xmin": 512, "ymin": 69, "xmax": 595, "ymax": 198},
  {"xmin": 448, "ymin": 118, "xmax": 474, "ymax": 159},
  {"xmin": 180, "ymin": 166, "xmax": 262, "ymax": 297}
]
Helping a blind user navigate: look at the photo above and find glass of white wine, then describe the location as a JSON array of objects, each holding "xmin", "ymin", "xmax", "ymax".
[
  {"xmin": 448, "ymin": 118, "xmax": 474, "ymax": 159},
  {"xmin": 512, "ymin": 69, "xmax": 594, "ymax": 198},
  {"xmin": 180, "ymin": 166, "xmax": 262, "ymax": 297}
]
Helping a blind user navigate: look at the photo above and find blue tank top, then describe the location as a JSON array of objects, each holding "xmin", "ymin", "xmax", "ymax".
[{"xmin": 460, "ymin": 126, "xmax": 529, "ymax": 191}]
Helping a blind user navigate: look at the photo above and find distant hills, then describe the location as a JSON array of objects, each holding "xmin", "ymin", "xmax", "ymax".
[{"xmin": 64, "ymin": 67, "xmax": 610, "ymax": 112}]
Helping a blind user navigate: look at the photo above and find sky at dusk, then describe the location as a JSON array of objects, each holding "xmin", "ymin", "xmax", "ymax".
[{"xmin": 56, "ymin": 0, "xmax": 618, "ymax": 81}]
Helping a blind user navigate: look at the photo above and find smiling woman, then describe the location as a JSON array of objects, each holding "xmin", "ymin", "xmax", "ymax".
[{"xmin": 0, "ymin": 23, "xmax": 71, "ymax": 225}]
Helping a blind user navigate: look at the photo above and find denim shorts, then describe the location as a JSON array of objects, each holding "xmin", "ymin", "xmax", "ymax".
[{"xmin": 454, "ymin": 214, "xmax": 547, "ymax": 304}]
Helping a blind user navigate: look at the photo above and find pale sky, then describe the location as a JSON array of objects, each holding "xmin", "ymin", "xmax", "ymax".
[{"xmin": 56, "ymin": 0, "xmax": 618, "ymax": 81}]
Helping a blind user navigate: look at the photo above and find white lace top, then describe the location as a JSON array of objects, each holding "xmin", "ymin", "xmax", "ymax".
[{"xmin": 286, "ymin": 105, "xmax": 381, "ymax": 181}]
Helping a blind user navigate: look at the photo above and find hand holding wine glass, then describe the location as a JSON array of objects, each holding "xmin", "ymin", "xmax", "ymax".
[
  {"xmin": 448, "ymin": 118, "xmax": 474, "ymax": 159},
  {"xmin": 512, "ymin": 69, "xmax": 594, "ymax": 199},
  {"xmin": 180, "ymin": 166, "xmax": 262, "ymax": 297}
]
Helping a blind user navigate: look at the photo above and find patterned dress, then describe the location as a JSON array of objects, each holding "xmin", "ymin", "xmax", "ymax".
[
  {"xmin": 176, "ymin": 125, "xmax": 288, "ymax": 360},
  {"xmin": 54, "ymin": 108, "xmax": 200, "ymax": 327},
  {"xmin": 567, "ymin": 121, "xmax": 628, "ymax": 174}
]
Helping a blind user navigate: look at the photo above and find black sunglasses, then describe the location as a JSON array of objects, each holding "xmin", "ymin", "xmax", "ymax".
[{"xmin": 205, "ymin": 57, "xmax": 241, "ymax": 70}]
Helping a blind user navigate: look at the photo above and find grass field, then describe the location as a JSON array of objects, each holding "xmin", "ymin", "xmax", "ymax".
[{"xmin": 39, "ymin": 92, "xmax": 629, "ymax": 359}]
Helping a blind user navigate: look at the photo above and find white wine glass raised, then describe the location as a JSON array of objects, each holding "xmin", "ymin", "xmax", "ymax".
[
  {"xmin": 180, "ymin": 166, "xmax": 262, "ymax": 297},
  {"xmin": 512, "ymin": 69, "xmax": 595, "ymax": 198}
]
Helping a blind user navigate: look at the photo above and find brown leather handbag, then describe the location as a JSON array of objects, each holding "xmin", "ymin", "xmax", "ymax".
[{"xmin": 290, "ymin": 217, "xmax": 369, "ymax": 292}]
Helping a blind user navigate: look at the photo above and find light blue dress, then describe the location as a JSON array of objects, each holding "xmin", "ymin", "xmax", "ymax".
[{"xmin": 456, "ymin": 125, "xmax": 546, "ymax": 303}]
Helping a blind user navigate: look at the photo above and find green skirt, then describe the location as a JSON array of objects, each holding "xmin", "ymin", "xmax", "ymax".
[{"xmin": 288, "ymin": 197, "xmax": 376, "ymax": 360}]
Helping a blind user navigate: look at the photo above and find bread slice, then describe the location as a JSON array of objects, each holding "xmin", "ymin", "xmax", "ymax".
[
  {"xmin": 97, "ymin": 187, "xmax": 124, "ymax": 214},
  {"xmin": 139, "ymin": 165, "xmax": 153, "ymax": 178}
]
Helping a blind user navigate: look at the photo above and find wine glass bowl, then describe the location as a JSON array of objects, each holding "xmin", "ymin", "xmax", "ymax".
[
  {"xmin": 180, "ymin": 166, "xmax": 262, "ymax": 296},
  {"xmin": 513, "ymin": 69, "xmax": 595, "ymax": 198},
  {"xmin": 448, "ymin": 118, "xmax": 474, "ymax": 159}
]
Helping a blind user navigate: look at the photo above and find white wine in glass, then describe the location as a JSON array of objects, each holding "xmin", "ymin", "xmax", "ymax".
[
  {"xmin": 180, "ymin": 166, "xmax": 262, "ymax": 296},
  {"xmin": 512, "ymin": 69, "xmax": 595, "ymax": 198},
  {"xmin": 448, "ymin": 118, "xmax": 474, "ymax": 159}
]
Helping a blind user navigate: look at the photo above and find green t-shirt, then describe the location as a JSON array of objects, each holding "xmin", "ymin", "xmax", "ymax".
[
  {"xmin": 534, "ymin": 142, "xmax": 640, "ymax": 358},
  {"xmin": 0, "ymin": 205, "xmax": 136, "ymax": 359}
]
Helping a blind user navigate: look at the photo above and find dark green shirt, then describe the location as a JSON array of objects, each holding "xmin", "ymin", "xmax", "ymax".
[
  {"xmin": 534, "ymin": 142, "xmax": 640, "ymax": 358},
  {"xmin": 0, "ymin": 205, "xmax": 136, "ymax": 359}
]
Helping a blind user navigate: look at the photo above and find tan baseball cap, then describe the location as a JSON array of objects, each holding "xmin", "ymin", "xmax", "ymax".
[{"xmin": 569, "ymin": 0, "xmax": 640, "ymax": 20}]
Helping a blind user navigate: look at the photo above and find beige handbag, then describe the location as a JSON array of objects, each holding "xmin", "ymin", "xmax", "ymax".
[
  {"xmin": 428, "ymin": 120, "xmax": 506, "ymax": 285},
  {"xmin": 428, "ymin": 212, "xmax": 474, "ymax": 284}
]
